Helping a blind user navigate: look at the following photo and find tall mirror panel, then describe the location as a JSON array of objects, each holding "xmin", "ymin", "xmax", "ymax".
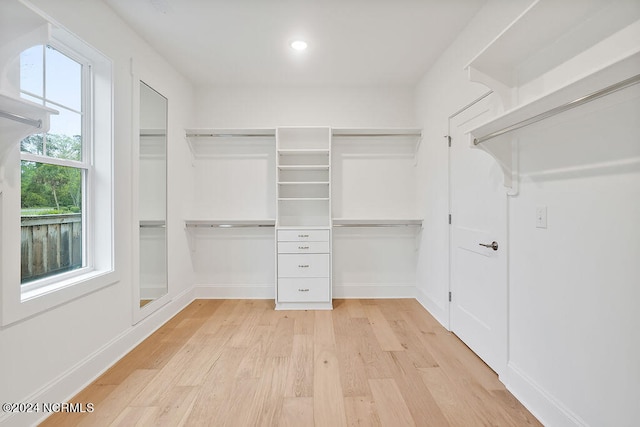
[{"xmin": 138, "ymin": 82, "xmax": 167, "ymax": 307}]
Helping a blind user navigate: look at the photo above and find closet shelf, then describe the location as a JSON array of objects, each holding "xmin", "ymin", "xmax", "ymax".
[
  {"xmin": 185, "ymin": 219, "xmax": 276, "ymax": 228},
  {"xmin": 140, "ymin": 128, "xmax": 166, "ymax": 137},
  {"xmin": 468, "ymin": 51, "xmax": 640, "ymax": 191},
  {"xmin": 278, "ymin": 149, "xmax": 329, "ymax": 154},
  {"xmin": 331, "ymin": 128, "xmax": 423, "ymax": 163},
  {"xmin": 185, "ymin": 128, "xmax": 276, "ymax": 160},
  {"xmin": 278, "ymin": 197, "xmax": 330, "ymax": 201},
  {"xmin": 466, "ymin": 0, "xmax": 640, "ymax": 108},
  {"xmin": 278, "ymin": 181, "xmax": 329, "ymax": 185},
  {"xmin": 0, "ymin": 92, "xmax": 57, "ymax": 164},
  {"xmin": 278, "ymin": 165, "xmax": 329, "ymax": 171},
  {"xmin": 332, "ymin": 218, "xmax": 423, "ymax": 227},
  {"xmin": 185, "ymin": 128, "xmax": 276, "ymax": 138},
  {"xmin": 139, "ymin": 220, "xmax": 166, "ymax": 228}
]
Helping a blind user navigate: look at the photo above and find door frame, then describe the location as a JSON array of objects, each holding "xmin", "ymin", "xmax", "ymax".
[{"xmin": 446, "ymin": 90, "xmax": 509, "ymax": 376}]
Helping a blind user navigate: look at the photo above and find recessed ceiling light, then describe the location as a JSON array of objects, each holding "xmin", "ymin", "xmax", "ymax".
[{"xmin": 290, "ymin": 40, "xmax": 308, "ymax": 51}]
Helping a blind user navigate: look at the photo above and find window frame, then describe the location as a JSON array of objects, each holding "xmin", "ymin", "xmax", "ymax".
[
  {"xmin": 1, "ymin": 19, "xmax": 116, "ymax": 327},
  {"xmin": 19, "ymin": 41, "xmax": 93, "ymax": 291}
]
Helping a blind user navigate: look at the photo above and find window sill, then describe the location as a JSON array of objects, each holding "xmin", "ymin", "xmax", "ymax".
[{"xmin": 2, "ymin": 269, "xmax": 118, "ymax": 327}]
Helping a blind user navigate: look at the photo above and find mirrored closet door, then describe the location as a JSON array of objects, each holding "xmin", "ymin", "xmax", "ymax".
[{"xmin": 138, "ymin": 82, "xmax": 168, "ymax": 309}]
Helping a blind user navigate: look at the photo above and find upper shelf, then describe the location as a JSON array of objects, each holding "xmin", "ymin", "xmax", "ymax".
[
  {"xmin": 469, "ymin": 51, "xmax": 640, "ymax": 145},
  {"xmin": 466, "ymin": 0, "xmax": 640, "ymax": 108},
  {"xmin": 332, "ymin": 128, "xmax": 423, "ymax": 162},
  {"xmin": 332, "ymin": 218, "xmax": 423, "ymax": 228},
  {"xmin": 185, "ymin": 128, "xmax": 276, "ymax": 159},
  {"xmin": 0, "ymin": 92, "xmax": 57, "ymax": 164}
]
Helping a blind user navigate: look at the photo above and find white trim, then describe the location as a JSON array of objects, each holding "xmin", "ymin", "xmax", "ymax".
[
  {"xmin": 415, "ymin": 286, "xmax": 450, "ymax": 330},
  {"xmin": 194, "ymin": 283, "xmax": 275, "ymax": 299},
  {"xmin": 0, "ymin": 286, "xmax": 195, "ymax": 427},
  {"xmin": 332, "ymin": 283, "xmax": 416, "ymax": 299},
  {"xmin": 503, "ymin": 361, "xmax": 588, "ymax": 427}
]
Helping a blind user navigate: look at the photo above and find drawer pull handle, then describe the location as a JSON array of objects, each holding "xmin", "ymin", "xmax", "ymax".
[
  {"xmin": 298, "ymin": 264, "xmax": 309, "ymax": 268},
  {"xmin": 298, "ymin": 246, "xmax": 309, "ymax": 250},
  {"xmin": 298, "ymin": 234, "xmax": 309, "ymax": 238},
  {"xmin": 298, "ymin": 288, "xmax": 310, "ymax": 292}
]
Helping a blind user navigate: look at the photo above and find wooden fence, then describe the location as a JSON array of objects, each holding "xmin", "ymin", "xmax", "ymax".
[{"xmin": 21, "ymin": 214, "xmax": 82, "ymax": 282}]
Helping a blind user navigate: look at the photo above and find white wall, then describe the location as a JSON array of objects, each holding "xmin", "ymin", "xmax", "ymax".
[
  {"xmin": 505, "ymin": 85, "xmax": 640, "ymax": 426},
  {"xmin": 0, "ymin": 1, "xmax": 195, "ymax": 425},
  {"xmin": 194, "ymin": 85, "xmax": 416, "ymax": 128},
  {"xmin": 415, "ymin": 0, "xmax": 640, "ymax": 425}
]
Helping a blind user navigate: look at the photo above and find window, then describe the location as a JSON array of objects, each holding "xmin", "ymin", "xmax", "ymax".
[
  {"xmin": 1, "ymin": 21, "xmax": 115, "ymax": 326},
  {"xmin": 19, "ymin": 44, "xmax": 90, "ymax": 289}
]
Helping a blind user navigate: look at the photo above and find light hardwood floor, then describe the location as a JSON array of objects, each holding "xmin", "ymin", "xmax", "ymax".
[{"xmin": 40, "ymin": 299, "xmax": 541, "ymax": 426}]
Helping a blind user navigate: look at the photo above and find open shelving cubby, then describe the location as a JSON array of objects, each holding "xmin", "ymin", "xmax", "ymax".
[{"xmin": 276, "ymin": 127, "xmax": 331, "ymax": 228}]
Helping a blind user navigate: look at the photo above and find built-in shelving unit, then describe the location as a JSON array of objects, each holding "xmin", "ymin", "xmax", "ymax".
[
  {"xmin": 465, "ymin": 0, "xmax": 640, "ymax": 192},
  {"xmin": 276, "ymin": 127, "xmax": 332, "ymax": 310}
]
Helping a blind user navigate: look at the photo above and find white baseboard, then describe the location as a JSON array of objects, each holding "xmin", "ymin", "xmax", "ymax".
[
  {"xmin": 503, "ymin": 362, "xmax": 588, "ymax": 427},
  {"xmin": 414, "ymin": 286, "xmax": 449, "ymax": 330},
  {"xmin": 194, "ymin": 282, "xmax": 417, "ymax": 300},
  {"xmin": 194, "ymin": 283, "xmax": 275, "ymax": 299},
  {"xmin": 332, "ymin": 283, "xmax": 416, "ymax": 299},
  {"xmin": 1, "ymin": 287, "xmax": 195, "ymax": 427}
]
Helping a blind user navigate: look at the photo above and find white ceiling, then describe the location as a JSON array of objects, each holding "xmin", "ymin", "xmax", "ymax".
[{"xmin": 104, "ymin": 0, "xmax": 487, "ymax": 88}]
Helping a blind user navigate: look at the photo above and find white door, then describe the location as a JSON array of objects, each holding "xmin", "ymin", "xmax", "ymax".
[{"xmin": 449, "ymin": 94, "xmax": 507, "ymax": 375}]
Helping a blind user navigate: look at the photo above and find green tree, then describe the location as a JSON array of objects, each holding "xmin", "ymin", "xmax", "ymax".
[
  {"xmin": 20, "ymin": 133, "xmax": 83, "ymax": 213},
  {"xmin": 32, "ymin": 163, "xmax": 69, "ymax": 211}
]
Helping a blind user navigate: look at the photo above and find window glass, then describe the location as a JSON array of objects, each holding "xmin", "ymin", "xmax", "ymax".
[
  {"xmin": 20, "ymin": 45, "xmax": 44, "ymax": 98},
  {"xmin": 19, "ymin": 45, "xmax": 86, "ymax": 286},
  {"xmin": 45, "ymin": 104, "xmax": 82, "ymax": 161},
  {"xmin": 45, "ymin": 45, "xmax": 82, "ymax": 112},
  {"xmin": 21, "ymin": 161, "xmax": 84, "ymax": 283}
]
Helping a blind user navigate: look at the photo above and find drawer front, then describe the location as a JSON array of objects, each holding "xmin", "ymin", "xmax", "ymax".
[
  {"xmin": 278, "ymin": 278, "xmax": 330, "ymax": 302},
  {"xmin": 278, "ymin": 229, "xmax": 329, "ymax": 242},
  {"xmin": 278, "ymin": 241, "xmax": 329, "ymax": 254},
  {"xmin": 278, "ymin": 254, "xmax": 329, "ymax": 278}
]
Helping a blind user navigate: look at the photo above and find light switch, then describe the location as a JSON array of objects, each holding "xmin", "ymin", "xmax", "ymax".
[{"xmin": 536, "ymin": 206, "xmax": 547, "ymax": 228}]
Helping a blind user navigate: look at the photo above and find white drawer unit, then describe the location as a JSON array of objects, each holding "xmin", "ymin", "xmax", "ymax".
[
  {"xmin": 277, "ymin": 229, "xmax": 330, "ymax": 242},
  {"xmin": 277, "ymin": 278, "xmax": 330, "ymax": 302},
  {"xmin": 278, "ymin": 254, "xmax": 329, "ymax": 277},
  {"xmin": 276, "ymin": 227, "xmax": 332, "ymax": 310},
  {"xmin": 277, "ymin": 241, "xmax": 330, "ymax": 254}
]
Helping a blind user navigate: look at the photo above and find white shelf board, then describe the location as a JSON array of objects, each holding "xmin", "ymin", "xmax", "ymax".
[
  {"xmin": 278, "ymin": 149, "xmax": 329, "ymax": 154},
  {"xmin": 331, "ymin": 128, "xmax": 422, "ymax": 138},
  {"xmin": 185, "ymin": 219, "xmax": 276, "ymax": 228},
  {"xmin": 278, "ymin": 198, "xmax": 330, "ymax": 201},
  {"xmin": 278, "ymin": 165, "xmax": 329, "ymax": 171},
  {"xmin": 185, "ymin": 128, "xmax": 275, "ymax": 138},
  {"xmin": 1, "ymin": 92, "xmax": 57, "ymax": 163},
  {"xmin": 469, "ymin": 50, "xmax": 640, "ymax": 192},
  {"xmin": 278, "ymin": 181, "xmax": 330, "ymax": 185},
  {"xmin": 331, "ymin": 127, "xmax": 423, "ymax": 163},
  {"xmin": 276, "ymin": 225, "xmax": 331, "ymax": 230},
  {"xmin": 470, "ymin": 51, "xmax": 640, "ymax": 142},
  {"xmin": 466, "ymin": 0, "xmax": 640, "ymax": 89},
  {"xmin": 332, "ymin": 218, "xmax": 423, "ymax": 227},
  {"xmin": 140, "ymin": 128, "xmax": 166, "ymax": 137}
]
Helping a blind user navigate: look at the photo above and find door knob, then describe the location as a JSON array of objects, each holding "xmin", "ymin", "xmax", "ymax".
[{"xmin": 479, "ymin": 241, "xmax": 498, "ymax": 251}]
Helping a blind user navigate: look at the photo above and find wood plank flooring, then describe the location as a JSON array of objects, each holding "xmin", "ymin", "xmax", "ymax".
[{"xmin": 40, "ymin": 299, "xmax": 541, "ymax": 426}]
